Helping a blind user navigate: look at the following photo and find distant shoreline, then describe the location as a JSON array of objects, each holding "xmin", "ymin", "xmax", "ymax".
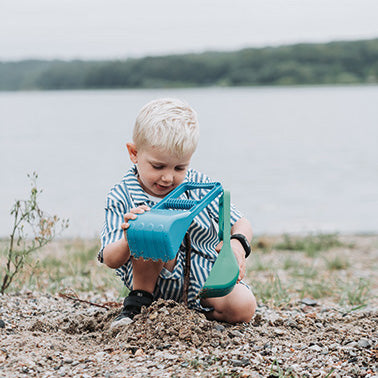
[
  {"xmin": 1, "ymin": 38, "xmax": 377, "ymax": 91},
  {"xmin": 1, "ymin": 82, "xmax": 378, "ymax": 94}
]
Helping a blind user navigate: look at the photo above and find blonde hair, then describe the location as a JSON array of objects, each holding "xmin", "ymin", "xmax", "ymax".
[{"xmin": 133, "ymin": 98, "xmax": 199, "ymax": 157}]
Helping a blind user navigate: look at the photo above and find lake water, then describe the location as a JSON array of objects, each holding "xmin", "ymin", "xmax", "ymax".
[{"xmin": 1, "ymin": 86, "xmax": 377, "ymax": 238}]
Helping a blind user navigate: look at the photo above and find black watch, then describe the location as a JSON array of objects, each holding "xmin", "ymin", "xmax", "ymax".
[{"xmin": 230, "ymin": 234, "xmax": 251, "ymax": 258}]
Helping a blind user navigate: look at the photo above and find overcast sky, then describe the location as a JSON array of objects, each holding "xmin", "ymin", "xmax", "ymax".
[{"xmin": 1, "ymin": 0, "xmax": 378, "ymax": 61}]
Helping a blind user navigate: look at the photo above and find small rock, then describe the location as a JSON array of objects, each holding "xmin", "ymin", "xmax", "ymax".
[
  {"xmin": 134, "ymin": 348, "xmax": 144, "ymax": 356},
  {"xmin": 210, "ymin": 339, "xmax": 219, "ymax": 347},
  {"xmin": 95, "ymin": 351, "xmax": 107, "ymax": 360},
  {"xmin": 358, "ymin": 338, "xmax": 371, "ymax": 348},
  {"xmin": 163, "ymin": 353, "xmax": 179, "ymax": 360},
  {"xmin": 240, "ymin": 357, "xmax": 250, "ymax": 366},
  {"xmin": 309, "ymin": 344, "xmax": 322, "ymax": 352},
  {"xmin": 0, "ymin": 319, "xmax": 5, "ymax": 328},
  {"xmin": 229, "ymin": 330, "xmax": 243, "ymax": 338},
  {"xmin": 300, "ymin": 298, "xmax": 317, "ymax": 306},
  {"xmin": 178, "ymin": 328, "xmax": 191, "ymax": 340},
  {"xmin": 263, "ymin": 342, "xmax": 272, "ymax": 350},
  {"xmin": 160, "ymin": 308, "xmax": 169, "ymax": 315},
  {"xmin": 0, "ymin": 349, "xmax": 7, "ymax": 364},
  {"xmin": 284, "ymin": 319, "xmax": 301, "ymax": 330},
  {"xmin": 252, "ymin": 312, "xmax": 262, "ymax": 325},
  {"xmin": 329, "ymin": 343, "xmax": 339, "ymax": 351},
  {"xmin": 149, "ymin": 312, "xmax": 158, "ymax": 320},
  {"xmin": 231, "ymin": 359, "xmax": 243, "ymax": 367},
  {"xmin": 321, "ymin": 347, "xmax": 329, "ymax": 355},
  {"xmin": 214, "ymin": 324, "xmax": 225, "ymax": 332}
]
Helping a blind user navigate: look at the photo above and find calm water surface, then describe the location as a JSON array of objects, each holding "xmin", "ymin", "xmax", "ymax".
[{"xmin": 1, "ymin": 86, "xmax": 377, "ymax": 237}]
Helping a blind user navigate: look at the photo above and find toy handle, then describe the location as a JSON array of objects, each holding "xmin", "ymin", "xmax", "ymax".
[
  {"xmin": 165, "ymin": 199, "xmax": 197, "ymax": 209},
  {"xmin": 183, "ymin": 182, "xmax": 220, "ymax": 191},
  {"xmin": 218, "ymin": 190, "xmax": 231, "ymax": 243},
  {"xmin": 153, "ymin": 182, "xmax": 222, "ymax": 214}
]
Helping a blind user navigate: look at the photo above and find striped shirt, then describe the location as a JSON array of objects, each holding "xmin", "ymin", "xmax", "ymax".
[{"xmin": 99, "ymin": 165, "xmax": 242, "ymax": 310}]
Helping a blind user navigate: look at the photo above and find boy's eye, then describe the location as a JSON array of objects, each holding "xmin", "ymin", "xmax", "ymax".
[
  {"xmin": 152, "ymin": 164, "xmax": 164, "ymax": 170},
  {"xmin": 175, "ymin": 166, "xmax": 186, "ymax": 171}
]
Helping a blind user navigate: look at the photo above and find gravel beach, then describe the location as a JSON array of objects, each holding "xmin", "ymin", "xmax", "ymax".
[{"xmin": 0, "ymin": 235, "xmax": 377, "ymax": 377}]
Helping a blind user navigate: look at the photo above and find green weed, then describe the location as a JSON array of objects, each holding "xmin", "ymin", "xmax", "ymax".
[
  {"xmin": 253, "ymin": 274, "xmax": 291, "ymax": 307},
  {"xmin": 291, "ymin": 264, "xmax": 318, "ymax": 279},
  {"xmin": 298, "ymin": 280, "xmax": 333, "ymax": 299},
  {"xmin": 282, "ymin": 257, "xmax": 300, "ymax": 270},
  {"xmin": 338, "ymin": 278, "xmax": 370, "ymax": 307},
  {"xmin": 325, "ymin": 255, "xmax": 350, "ymax": 270},
  {"xmin": 269, "ymin": 359, "xmax": 296, "ymax": 377},
  {"xmin": 275, "ymin": 233, "xmax": 342, "ymax": 257},
  {"xmin": 0, "ymin": 172, "xmax": 69, "ymax": 294},
  {"xmin": 3, "ymin": 238, "xmax": 124, "ymax": 296},
  {"xmin": 249, "ymin": 253, "xmax": 269, "ymax": 271}
]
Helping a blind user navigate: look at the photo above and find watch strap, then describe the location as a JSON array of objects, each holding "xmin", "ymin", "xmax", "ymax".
[{"xmin": 230, "ymin": 233, "xmax": 251, "ymax": 258}]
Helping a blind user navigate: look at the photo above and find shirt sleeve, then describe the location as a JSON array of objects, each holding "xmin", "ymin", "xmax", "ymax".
[{"xmin": 98, "ymin": 196, "xmax": 128, "ymax": 263}]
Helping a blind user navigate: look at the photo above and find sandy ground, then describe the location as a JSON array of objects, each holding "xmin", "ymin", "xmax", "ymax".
[{"xmin": 0, "ymin": 235, "xmax": 377, "ymax": 377}]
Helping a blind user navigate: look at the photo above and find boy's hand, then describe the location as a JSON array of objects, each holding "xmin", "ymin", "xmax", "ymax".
[
  {"xmin": 215, "ymin": 240, "xmax": 246, "ymax": 283},
  {"xmin": 121, "ymin": 205, "xmax": 150, "ymax": 236}
]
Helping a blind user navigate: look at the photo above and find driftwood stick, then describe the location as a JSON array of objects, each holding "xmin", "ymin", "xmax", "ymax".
[
  {"xmin": 58, "ymin": 291, "xmax": 120, "ymax": 310},
  {"xmin": 182, "ymin": 232, "xmax": 191, "ymax": 307}
]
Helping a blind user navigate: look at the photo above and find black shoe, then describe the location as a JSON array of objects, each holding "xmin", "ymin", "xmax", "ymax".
[{"xmin": 111, "ymin": 290, "xmax": 154, "ymax": 328}]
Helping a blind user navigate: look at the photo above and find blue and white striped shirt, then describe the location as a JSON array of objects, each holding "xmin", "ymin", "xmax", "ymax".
[{"xmin": 99, "ymin": 165, "xmax": 242, "ymax": 310}]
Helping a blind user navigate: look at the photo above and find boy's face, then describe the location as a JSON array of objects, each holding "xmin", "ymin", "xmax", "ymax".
[{"xmin": 127, "ymin": 143, "xmax": 192, "ymax": 198}]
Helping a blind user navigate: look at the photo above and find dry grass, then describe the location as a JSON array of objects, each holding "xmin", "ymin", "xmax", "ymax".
[
  {"xmin": 248, "ymin": 233, "xmax": 378, "ymax": 310},
  {"xmin": 1, "ymin": 233, "xmax": 377, "ymax": 311}
]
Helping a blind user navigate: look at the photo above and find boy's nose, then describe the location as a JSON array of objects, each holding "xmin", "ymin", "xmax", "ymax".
[{"xmin": 161, "ymin": 172, "xmax": 173, "ymax": 182}]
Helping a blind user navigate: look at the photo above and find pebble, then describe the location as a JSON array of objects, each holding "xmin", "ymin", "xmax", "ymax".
[
  {"xmin": 214, "ymin": 324, "xmax": 225, "ymax": 332},
  {"xmin": 358, "ymin": 338, "xmax": 371, "ymax": 348},
  {"xmin": 321, "ymin": 347, "xmax": 329, "ymax": 355},
  {"xmin": 0, "ymin": 319, "xmax": 5, "ymax": 328},
  {"xmin": 300, "ymin": 298, "xmax": 318, "ymax": 306},
  {"xmin": 231, "ymin": 358, "xmax": 251, "ymax": 367},
  {"xmin": 134, "ymin": 349, "xmax": 144, "ymax": 356},
  {"xmin": 149, "ymin": 312, "xmax": 158, "ymax": 320},
  {"xmin": 229, "ymin": 330, "xmax": 243, "ymax": 338},
  {"xmin": 329, "ymin": 343, "xmax": 339, "ymax": 351},
  {"xmin": 309, "ymin": 344, "xmax": 322, "ymax": 352},
  {"xmin": 284, "ymin": 319, "xmax": 301, "ymax": 329}
]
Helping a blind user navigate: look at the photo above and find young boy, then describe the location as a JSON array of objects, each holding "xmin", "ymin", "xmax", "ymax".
[{"xmin": 98, "ymin": 98, "xmax": 256, "ymax": 326}]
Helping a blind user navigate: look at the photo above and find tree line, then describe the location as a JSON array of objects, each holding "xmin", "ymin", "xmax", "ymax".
[{"xmin": 1, "ymin": 38, "xmax": 377, "ymax": 90}]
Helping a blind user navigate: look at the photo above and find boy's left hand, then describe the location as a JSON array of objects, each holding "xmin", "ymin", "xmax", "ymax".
[{"xmin": 215, "ymin": 240, "xmax": 246, "ymax": 283}]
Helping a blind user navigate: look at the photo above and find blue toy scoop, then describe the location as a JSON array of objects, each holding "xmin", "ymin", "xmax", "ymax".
[{"xmin": 126, "ymin": 182, "xmax": 222, "ymax": 262}]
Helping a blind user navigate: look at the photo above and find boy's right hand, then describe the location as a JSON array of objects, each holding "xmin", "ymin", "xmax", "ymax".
[{"xmin": 121, "ymin": 205, "xmax": 150, "ymax": 234}]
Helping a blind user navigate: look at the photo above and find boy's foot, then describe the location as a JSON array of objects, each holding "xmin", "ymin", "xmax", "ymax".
[{"xmin": 111, "ymin": 290, "xmax": 154, "ymax": 329}]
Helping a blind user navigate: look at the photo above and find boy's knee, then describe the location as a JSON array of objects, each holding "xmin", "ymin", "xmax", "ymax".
[
  {"xmin": 205, "ymin": 285, "xmax": 257, "ymax": 323},
  {"xmin": 229, "ymin": 292, "xmax": 256, "ymax": 323}
]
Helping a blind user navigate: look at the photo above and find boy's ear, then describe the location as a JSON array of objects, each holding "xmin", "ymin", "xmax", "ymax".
[{"xmin": 126, "ymin": 143, "xmax": 138, "ymax": 164}]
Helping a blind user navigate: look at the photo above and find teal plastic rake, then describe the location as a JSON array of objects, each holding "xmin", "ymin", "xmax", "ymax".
[
  {"xmin": 198, "ymin": 190, "xmax": 239, "ymax": 298},
  {"xmin": 126, "ymin": 181, "xmax": 222, "ymax": 262}
]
